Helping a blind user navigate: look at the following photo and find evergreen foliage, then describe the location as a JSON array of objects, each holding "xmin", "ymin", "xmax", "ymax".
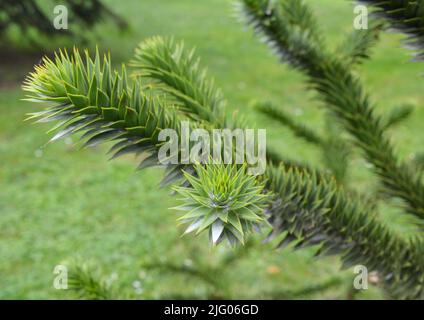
[
  {"xmin": 360, "ymin": 0, "xmax": 424, "ymax": 60},
  {"xmin": 173, "ymin": 163, "xmax": 269, "ymax": 245},
  {"xmin": 23, "ymin": 0, "xmax": 424, "ymax": 299},
  {"xmin": 239, "ymin": 0, "xmax": 424, "ymax": 224},
  {"xmin": 66, "ymin": 261, "xmax": 115, "ymax": 299},
  {"xmin": 0, "ymin": 0, "xmax": 127, "ymax": 44}
]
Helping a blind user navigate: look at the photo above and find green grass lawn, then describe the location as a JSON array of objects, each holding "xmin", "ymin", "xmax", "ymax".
[{"xmin": 1, "ymin": 0, "xmax": 423, "ymax": 299}]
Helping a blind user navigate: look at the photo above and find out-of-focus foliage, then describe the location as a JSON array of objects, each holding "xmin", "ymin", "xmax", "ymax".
[{"xmin": 0, "ymin": 0, "xmax": 127, "ymax": 45}]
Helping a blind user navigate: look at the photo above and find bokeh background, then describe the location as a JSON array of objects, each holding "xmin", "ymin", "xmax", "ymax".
[{"xmin": 1, "ymin": 0, "xmax": 423, "ymax": 299}]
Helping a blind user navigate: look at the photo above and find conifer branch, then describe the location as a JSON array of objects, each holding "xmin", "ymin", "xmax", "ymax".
[
  {"xmin": 359, "ymin": 0, "xmax": 424, "ymax": 60},
  {"xmin": 337, "ymin": 20, "xmax": 383, "ymax": 66},
  {"xmin": 236, "ymin": 0, "xmax": 325, "ymax": 76},
  {"xmin": 382, "ymin": 104, "xmax": 414, "ymax": 129},
  {"xmin": 23, "ymin": 48, "xmax": 190, "ymax": 187},
  {"xmin": 239, "ymin": 0, "xmax": 424, "ymax": 224},
  {"xmin": 255, "ymin": 101, "xmax": 351, "ymax": 183},
  {"xmin": 266, "ymin": 164, "xmax": 424, "ymax": 299},
  {"xmin": 23, "ymin": 36, "xmax": 424, "ymax": 298},
  {"xmin": 67, "ymin": 262, "xmax": 115, "ymax": 300},
  {"xmin": 173, "ymin": 163, "xmax": 270, "ymax": 245},
  {"xmin": 255, "ymin": 101, "xmax": 323, "ymax": 145},
  {"xmin": 130, "ymin": 37, "xmax": 226, "ymax": 126}
]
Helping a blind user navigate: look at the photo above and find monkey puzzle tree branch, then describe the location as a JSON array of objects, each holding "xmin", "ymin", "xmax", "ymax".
[
  {"xmin": 23, "ymin": 37, "xmax": 424, "ymax": 298},
  {"xmin": 130, "ymin": 37, "xmax": 226, "ymax": 127},
  {"xmin": 255, "ymin": 101, "xmax": 324, "ymax": 145},
  {"xmin": 265, "ymin": 164, "xmax": 424, "ymax": 299},
  {"xmin": 239, "ymin": 0, "xmax": 424, "ymax": 225},
  {"xmin": 336, "ymin": 19, "xmax": 384, "ymax": 66},
  {"xmin": 67, "ymin": 261, "xmax": 115, "ymax": 300},
  {"xmin": 359, "ymin": 0, "xmax": 424, "ymax": 60},
  {"xmin": 23, "ymin": 48, "xmax": 191, "ymax": 187}
]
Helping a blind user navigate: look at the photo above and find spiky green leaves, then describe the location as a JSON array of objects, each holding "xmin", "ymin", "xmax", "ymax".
[
  {"xmin": 337, "ymin": 21, "xmax": 383, "ymax": 66},
  {"xmin": 237, "ymin": 0, "xmax": 325, "ymax": 74},
  {"xmin": 241, "ymin": 0, "xmax": 424, "ymax": 225},
  {"xmin": 255, "ymin": 101, "xmax": 323, "ymax": 145},
  {"xmin": 173, "ymin": 164, "xmax": 270, "ymax": 245},
  {"xmin": 360, "ymin": 0, "xmax": 424, "ymax": 61},
  {"xmin": 266, "ymin": 164, "xmax": 424, "ymax": 299},
  {"xmin": 66, "ymin": 261, "xmax": 115, "ymax": 300},
  {"xmin": 22, "ymin": 47, "xmax": 187, "ymax": 184},
  {"xmin": 131, "ymin": 36, "xmax": 225, "ymax": 126}
]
